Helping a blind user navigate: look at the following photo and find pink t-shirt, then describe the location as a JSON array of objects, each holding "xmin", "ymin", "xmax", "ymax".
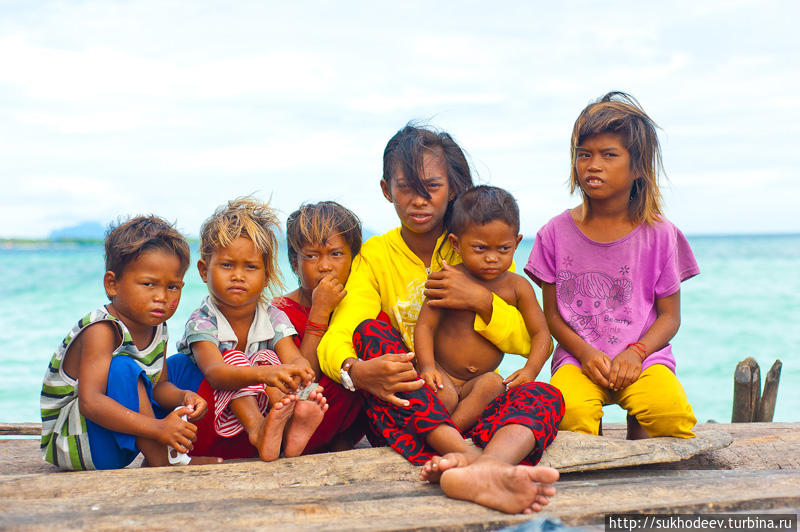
[{"xmin": 525, "ymin": 210, "xmax": 699, "ymax": 375}]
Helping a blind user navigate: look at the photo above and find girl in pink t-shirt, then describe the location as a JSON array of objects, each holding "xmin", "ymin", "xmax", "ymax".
[{"xmin": 526, "ymin": 92, "xmax": 698, "ymax": 439}]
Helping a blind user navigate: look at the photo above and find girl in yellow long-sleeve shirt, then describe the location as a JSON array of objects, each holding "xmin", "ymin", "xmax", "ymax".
[{"xmin": 317, "ymin": 123, "xmax": 564, "ymax": 515}]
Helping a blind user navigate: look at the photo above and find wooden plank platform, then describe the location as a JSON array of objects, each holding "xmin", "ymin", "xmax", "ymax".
[{"xmin": 1, "ymin": 422, "xmax": 798, "ymax": 531}]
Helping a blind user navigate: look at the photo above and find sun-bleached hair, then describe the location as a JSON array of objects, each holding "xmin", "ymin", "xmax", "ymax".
[
  {"xmin": 570, "ymin": 91, "xmax": 665, "ymax": 225},
  {"xmin": 286, "ymin": 201, "xmax": 362, "ymax": 273},
  {"xmin": 199, "ymin": 196, "xmax": 283, "ymax": 299}
]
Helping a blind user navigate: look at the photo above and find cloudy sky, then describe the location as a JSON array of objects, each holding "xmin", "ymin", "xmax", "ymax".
[{"xmin": 1, "ymin": 1, "xmax": 798, "ymax": 238}]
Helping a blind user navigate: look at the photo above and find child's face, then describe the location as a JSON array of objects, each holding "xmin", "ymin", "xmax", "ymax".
[
  {"xmin": 198, "ymin": 236, "xmax": 268, "ymax": 312},
  {"xmin": 294, "ymin": 233, "xmax": 353, "ymax": 294},
  {"xmin": 104, "ymin": 249, "xmax": 185, "ymax": 330},
  {"xmin": 449, "ymin": 220, "xmax": 522, "ymax": 281},
  {"xmin": 575, "ymin": 132, "xmax": 634, "ymax": 202},
  {"xmin": 381, "ymin": 151, "xmax": 452, "ymax": 237}
]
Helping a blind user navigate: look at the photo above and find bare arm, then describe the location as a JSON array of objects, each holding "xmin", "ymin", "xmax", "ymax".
[
  {"xmin": 541, "ymin": 282, "xmax": 611, "ymax": 388},
  {"xmin": 608, "ymin": 290, "xmax": 681, "ymax": 390},
  {"xmin": 273, "ymin": 336, "xmax": 315, "ymax": 387},
  {"xmin": 503, "ymin": 276, "xmax": 552, "ymax": 387},
  {"xmin": 414, "ymin": 300, "xmax": 446, "ymax": 391},
  {"xmin": 76, "ymin": 322, "xmax": 197, "ymax": 453},
  {"xmin": 424, "ymin": 262, "xmax": 493, "ymax": 322},
  {"xmin": 295, "ymin": 274, "xmax": 346, "ymax": 376},
  {"xmin": 425, "ymin": 262, "xmax": 532, "ymax": 353},
  {"xmin": 192, "ymin": 340, "xmax": 308, "ymax": 394},
  {"xmin": 152, "ymin": 360, "xmax": 207, "ymax": 422}
]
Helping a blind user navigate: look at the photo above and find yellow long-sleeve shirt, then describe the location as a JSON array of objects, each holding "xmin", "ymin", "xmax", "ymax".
[{"xmin": 318, "ymin": 227, "xmax": 532, "ymax": 383}]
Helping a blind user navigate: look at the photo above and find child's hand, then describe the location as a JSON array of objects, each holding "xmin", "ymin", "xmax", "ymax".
[
  {"xmin": 287, "ymin": 356, "xmax": 317, "ymax": 381},
  {"xmin": 287, "ymin": 360, "xmax": 316, "ymax": 387},
  {"xmin": 259, "ymin": 364, "xmax": 314, "ymax": 394},
  {"xmin": 608, "ymin": 349, "xmax": 643, "ymax": 391},
  {"xmin": 503, "ymin": 367, "xmax": 538, "ymax": 389},
  {"xmin": 158, "ymin": 408, "xmax": 197, "ymax": 454},
  {"xmin": 580, "ymin": 348, "xmax": 612, "ymax": 388},
  {"xmin": 312, "ymin": 274, "xmax": 346, "ymax": 316},
  {"xmin": 181, "ymin": 391, "xmax": 208, "ymax": 421},
  {"xmin": 420, "ymin": 366, "xmax": 444, "ymax": 393}
]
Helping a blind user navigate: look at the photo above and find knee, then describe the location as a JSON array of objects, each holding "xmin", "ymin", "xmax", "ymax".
[
  {"xmin": 559, "ymin": 395, "xmax": 603, "ymax": 434},
  {"xmin": 354, "ymin": 319, "xmax": 380, "ymax": 336},
  {"xmin": 352, "ymin": 319, "xmax": 406, "ymax": 360},
  {"xmin": 474, "ymin": 372, "xmax": 506, "ymax": 399}
]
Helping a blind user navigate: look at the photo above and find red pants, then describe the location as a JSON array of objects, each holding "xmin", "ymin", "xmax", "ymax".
[{"xmin": 353, "ymin": 319, "xmax": 564, "ymax": 465}]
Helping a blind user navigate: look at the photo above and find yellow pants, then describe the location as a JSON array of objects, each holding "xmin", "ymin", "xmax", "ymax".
[{"xmin": 550, "ymin": 363, "xmax": 696, "ymax": 438}]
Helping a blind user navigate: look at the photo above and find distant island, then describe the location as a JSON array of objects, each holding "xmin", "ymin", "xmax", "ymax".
[{"xmin": 48, "ymin": 221, "xmax": 106, "ymax": 240}]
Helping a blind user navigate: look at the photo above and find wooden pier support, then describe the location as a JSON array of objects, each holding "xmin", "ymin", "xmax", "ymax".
[{"xmin": 732, "ymin": 357, "xmax": 781, "ymax": 422}]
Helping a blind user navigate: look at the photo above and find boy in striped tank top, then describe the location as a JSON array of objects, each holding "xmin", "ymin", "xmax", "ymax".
[{"xmin": 40, "ymin": 216, "xmax": 222, "ymax": 470}]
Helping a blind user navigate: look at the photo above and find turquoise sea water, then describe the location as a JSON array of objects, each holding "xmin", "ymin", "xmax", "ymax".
[{"xmin": 1, "ymin": 234, "xmax": 798, "ymax": 424}]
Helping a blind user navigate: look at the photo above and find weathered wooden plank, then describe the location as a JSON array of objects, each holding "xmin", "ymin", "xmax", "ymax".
[
  {"xmin": 0, "ymin": 423, "xmax": 40, "ymax": 436},
  {"xmin": 1, "ymin": 467, "xmax": 798, "ymax": 531},
  {"xmin": 0, "ymin": 423, "xmax": 797, "ymax": 531},
  {"xmin": 601, "ymin": 422, "xmax": 800, "ymax": 471},
  {"xmin": 539, "ymin": 429, "xmax": 731, "ymax": 473},
  {"xmin": 0, "ymin": 426, "xmax": 732, "ymax": 478},
  {"xmin": 732, "ymin": 357, "xmax": 760, "ymax": 422},
  {"xmin": 756, "ymin": 360, "xmax": 782, "ymax": 422}
]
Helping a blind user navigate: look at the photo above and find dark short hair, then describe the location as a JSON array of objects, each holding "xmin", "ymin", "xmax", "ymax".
[
  {"xmin": 105, "ymin": 215, "xmax": 190, "ymax": 279},
  {"xmin": 449, "ymin": 185, "xmax": 520, "ymax": 236},
  {"xmin": 286, "ymin": 201, "xmax": 362, "ymax": 271},
  {"xmin": 382, "ymin": 122, "xmax": 474, "ymax": 232}
]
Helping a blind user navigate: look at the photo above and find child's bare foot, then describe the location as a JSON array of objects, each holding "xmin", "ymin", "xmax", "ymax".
[
  {"xmin": 420, "ymin": 451, "xmax": 478, "ymax": 483},
  {"xmin": 253, "ymin": 395, "xmax": 296, "ymax": 461},
  {"xmin": 439, "ymin": 456, "xmax": 559, "ymax": 514},
  {"xmin": 283, "ymin": 388, "xmax": 327, "ymax": 457}
]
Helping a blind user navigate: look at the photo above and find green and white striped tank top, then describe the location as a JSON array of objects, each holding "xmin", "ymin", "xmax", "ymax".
[{"xmin": 40, "ymin": 306, "xmax": 167, "ymax": 470}]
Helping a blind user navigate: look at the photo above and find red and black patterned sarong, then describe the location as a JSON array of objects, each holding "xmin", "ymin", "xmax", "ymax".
[{"xmin": 353, "ymin": 319, "xmax": 564, "ymax": 465}]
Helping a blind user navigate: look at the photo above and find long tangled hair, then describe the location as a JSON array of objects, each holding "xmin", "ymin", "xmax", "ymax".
[
  {"xmin": 570, "ymin": 91, "xmax": 665, "ymax": 225},
  {"xmin": 199, "ymin": 196, "xmax": 283, "ymax": 300}
]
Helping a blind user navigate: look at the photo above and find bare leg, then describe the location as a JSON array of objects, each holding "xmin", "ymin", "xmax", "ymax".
[
  {"xmin": 626, "ymin": 414, "xmax": 649, "ymax": 440},
  {"xmin": 230, "ymin": 392, "xmax": 295, "ymax": 462},
  {"xmin": 136, "ymin": 378, "xmax": 222, "ymax": 466},
  {"xmin": 450, "ymin": 372, "xmax": 506, "ymax": 433},
  {"xmin": 439, "ymin": 424, "xmax": 559, "ymax": 514},
  {"xmin": 422, "ymin": 373, "xmax": 506, "ymax": 480},
  {"xmin": 435, "ymin": 364, "xmax": 460, "ymax": 415},
  {"xmin": 283, "ymin": 387, "xmax": 328, "ymax": 457}
]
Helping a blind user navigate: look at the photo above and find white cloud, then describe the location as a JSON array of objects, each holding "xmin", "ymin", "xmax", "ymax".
[{"xmin": 1, "ymin": 1, "xmax": 799, "ymax": 238}]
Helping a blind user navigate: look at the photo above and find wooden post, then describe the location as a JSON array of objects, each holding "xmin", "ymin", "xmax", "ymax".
[
  {"xmin": 0, "ymin": 422, "xmax": 41, "ymax": 436},
  {"xmin": 755, "ymin": 360, "xmax": 782, "ymax": 422},
  {"xmin": 732, "ymin": 357, "xmax": 760, "ymax": 422}
]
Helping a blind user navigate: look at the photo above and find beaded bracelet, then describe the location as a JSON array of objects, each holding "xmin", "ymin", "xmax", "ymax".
[{"xmin": 626, "ymin": 341, "xmax": 648, "ymax": 361}]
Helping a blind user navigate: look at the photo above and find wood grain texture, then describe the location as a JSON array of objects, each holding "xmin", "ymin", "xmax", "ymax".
[{"xmin": 1, "ymin": 423, "xmax": 797, "ymax": 531}]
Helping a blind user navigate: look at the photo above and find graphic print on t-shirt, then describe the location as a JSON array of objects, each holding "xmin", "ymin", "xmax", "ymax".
[
  {"xmin": 556, "ymin": 269, "xmax": 632, "ymax": 343},
  {"xmin": 392, "ymin": 278, "xmax": 426, "ymax": 349}
]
